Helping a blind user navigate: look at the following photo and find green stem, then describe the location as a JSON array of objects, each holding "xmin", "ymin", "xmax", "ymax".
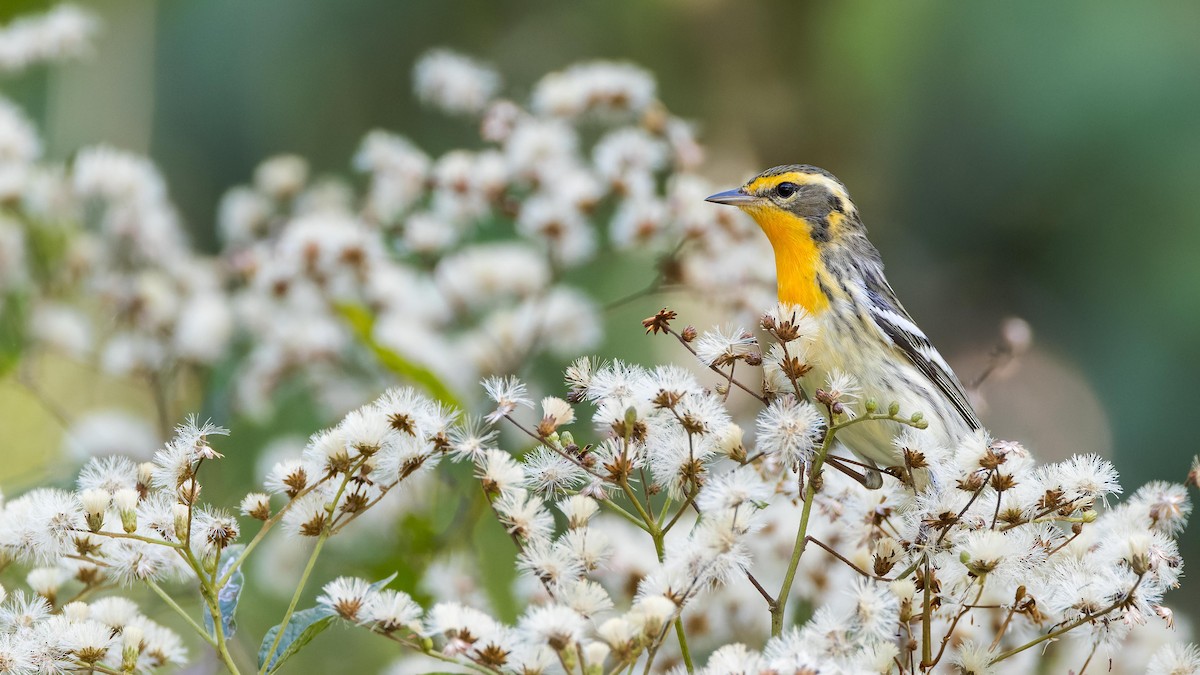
[
  {"xmin": 71, "ymin": 661, "xmax": 124, "ymax": 675},
  {"xmin": 616, "ymin": 476, "xmax": 693, "ymax": 674},
  {"xmin": 259, "ymin": 533, "xmax": 329, "ymax": 674},
  {"xmin": 146, "ymin": 579, "xmax": 215, "ymax": 647},
  {"xmin": 989, "ymin": 574, "xmax": 1144, "ymax": 665},
  {"xmin": 673, "ymin": 618, "xmax": 694, "ymax": 673},
  {"xmin": 920, "ymin": 556, "xmax": 933, "ymax": 668},
  {"xmin": 201, "ymin": 582, "xmax": 243, "ymax": 675},
  {"xmin": 770, "ymin": 445, "xmax": 834, "ymax": 635},
  {"xmin": 258, "ymin": 463, "xmax": 360, "ymax": 674},
  {"xmin": 216, "ymin": 478, "xmax": 331, "ymax": 589},
  {"xmin": 597, "ymin": 497, "xmax": 651, "ymax": 532},
  {"xmin": 86, "ymin": 529, "xmax": 184, "ymax": 548}
]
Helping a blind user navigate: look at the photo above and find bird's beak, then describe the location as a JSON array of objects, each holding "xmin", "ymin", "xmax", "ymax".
[{"xmin": 704, "ymin": 187, "xmax": 757, "ymax": 206}]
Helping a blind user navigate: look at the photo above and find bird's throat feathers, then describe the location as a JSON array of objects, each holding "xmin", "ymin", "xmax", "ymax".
[{"xmin": 745, "ymin": 205, "xmax": 834, "ymax": 314}]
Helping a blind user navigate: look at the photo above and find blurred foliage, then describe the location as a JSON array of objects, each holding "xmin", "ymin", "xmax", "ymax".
[{"xmin": 2, "ymin": 0, "xmax": 1199, "ymax": 671}]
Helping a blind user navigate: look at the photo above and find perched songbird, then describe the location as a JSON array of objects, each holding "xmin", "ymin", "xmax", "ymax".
[{"xmin": 706, "ymin": 165, "xmax": 980, "ymax": 489}]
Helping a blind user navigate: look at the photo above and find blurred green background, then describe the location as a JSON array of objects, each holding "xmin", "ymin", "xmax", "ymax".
[{"xmin": 3, "ymin": 0, "xmax": 1199, "ymax": 671}]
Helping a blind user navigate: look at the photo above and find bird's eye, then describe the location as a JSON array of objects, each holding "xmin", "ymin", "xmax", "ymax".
[{"xmin": 775, "ymin": 182, "xmax": 799, "ymax": 199}]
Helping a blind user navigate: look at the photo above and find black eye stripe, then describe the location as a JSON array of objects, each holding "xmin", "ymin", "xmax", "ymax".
[{"xmin": 775, "ymin": 182, "xmax": 799, "ymax": 198}]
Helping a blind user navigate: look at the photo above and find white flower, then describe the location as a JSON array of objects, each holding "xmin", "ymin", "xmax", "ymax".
[
  {"xmin": 696, "ymin": 467, "xmax": 770, "ymax": 514},
  {"xmin": 365, "ymin": 589, "xmax": 423, "ymax": 632},
  {"xmin": 65, "ymin": 619, "xmax": 115, "ymax": 663},
  {"xmin": 610, "ymin": 196, "xmax": 668, "ymax": 249},
  {"xmin": 503, "ymin": 118, "xmax": 578, "ymax": 178},
  {"xmin": 339, "ymin": 405, "xmax": 397, "ymax": 457},
  {"xmin": 694, "ymin": 324, "xmax": 756, "ymax": 367},
  {"xmin": 424, "ymin": 602, "xmax": 500, "ymax": 643},
  {"xmin": 29, "ymin": 302, "xmax": 92, "ymax": 358},
  {"xmin": 703, "ymin": 643, "xmax": 762, "ymax": 675},
  {"xmin": 25, "ymin": 567, "xmax": 67, "ymax": 599},
  {"xmin": 355, "ymin": 130, "xmax": 430, "ymax": 221},
  {"xmin": 476, "ymin": 449, "xmax": 525, "ymax": 497},
  {"xmin": 1148, "ymin": 643, "xmax": 1200, "ymax": 675},
  {"xmin": 173, "ymin": 292, "xmax": 233, "ymax": 364},
  {"xmin": 593, "ymin": 127, "xmax": 667, "ymax": 182},
  {"xmin": 540, "ymin": 397, "xmax": 575, "ymax": 428},
  {"xmin": 523, "ymin": 447, "xmax": 587, "ymax": 496},
  {"xmin": 823, "ymin": 369, "xmax": 863, "ymax": 410},
  {"xmin": 952, "ymin": 640, "xmax": 996, "ymax": 675},
  {"xmin": 515, "ymin": 194, "xmax": 595, "ymax": 266},
  {"xmin": 76, "ymin": 455, "xmax": 138, "ymax": 494},
  {"xmin": 516, "ymin": 539, "xmax": 584, "ymax": 587},
  {"xmin": 558, "ymin": 527, "xmax": 611, "ymax": 571},
  {"xmin": 493, "ymin": 490, "xmax": 554, "ymax": 542},
  {"xmin": 435, "ymin": 243, "xmax": 549, "ymax": 310},
  {"xmin": 239, "ymin": 493, "xmax": 271, "ymax": 520},
  {"xmin": 447, "ymin": 418, "xmax": 497, "ymax": 463},
  {"xmin": 597, "ymin": 617, "xmax": 637, "ymax": 651},
  {"xmin": 1049, "ymin": 454, "xmax": 1122, "ymax": 504},
  {"xmin": 412, "ymin": 49, "xmax": 499, "ymax": 114},
  {"xmin": 263, "ymin": 459, "xmax": 312, "ymax": 497},
  {"xmin": 281, "ymin": 491, "xmax": 329, "ymax": 537},
  {"xmin": 755, "ymin": 396, "xmax": 823, "ymax": 465},
  {"xmin": 482, "ymin": 375, "xmax": 532, "ymax": 424},
  {"xmin": 254, "ymin": 154, "xmax": 308, "ymax": 198},
  {"xmin": 1129, "ymin": 481, "xmax": 1192, "ymax": 535},
  {"xmin": 559, "ymin": 578, "xmax": 613, "ymax": 617},
  {"xmin": 73, "ymin": 145, "xmax": 166, "ymax": 204},
  {"xmin": 531, "ymin": 61, "xmax": 656, "ymax": 117},
  {"xmin": 318, "ymin": 576, "xmax": 376, "ymax": 622},
  {"xmin": 0, "ymin": 97, "xmax": 39, "ymax": 163},
  {"xmin": 0, "ymin": 488, "xmax": 83, "ymax": 563},
  {"xmin": 627, "ymin": 595, "xmax": 676, "ymax": 638},
  {"xmin": 519, "ymin": 605, "xmax": 586, "ymax": 649},
  {"xmin": 217, "ymin": 186, "xmax": 272, "ymax": 245},
  {"xmin": 556, "ymin": 495, "xmax": 598, "ymax": 529},
  {"xmin": 0, "ymin": 4, "xmax": 99, "ymax": 73}
]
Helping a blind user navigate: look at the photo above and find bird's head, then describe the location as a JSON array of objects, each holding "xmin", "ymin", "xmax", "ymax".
[
  {"xmin": 705, "ymin": 164, "xmax": 858, "ymax": 248},
  {"xmin": 706, "ymin": 165, "xmax": 867, "ymax": 312}
]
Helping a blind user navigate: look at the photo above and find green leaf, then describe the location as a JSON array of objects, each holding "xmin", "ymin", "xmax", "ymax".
[
  {"xmin": 369, "ymin": 571, "xmax": 398, "ymax": 592},
  {"xmin": 334, "ymin": 303, "xmax": 462, "ymax": 410},
  {"xmin": 0, "ymin": 292, "xmax": 28, "ymax": 378},
  {"xmin": 259, "ymin": 572, "xmax": 396, "ymax": 673},
  {"xmin": 258, "ymin": 606, "xmax": 336, "ymax": 674},
  {"xmin": 203, "ymin": 545, "xmax": 245, "ymax": 639}
]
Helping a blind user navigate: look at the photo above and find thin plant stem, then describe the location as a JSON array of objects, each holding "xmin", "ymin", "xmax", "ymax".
[
  {"xmin": 83, "ymin": 529, "xmax": 183, "ymax": 549},
  {"xmin": 217, "ymin": 478, "xmax": 332, "ymax": 588},
  {"xmin": 920, "ymin": 556, "xmax": 933, "ymax": 668},
  {"xmin": 258, "ymin": 533, "xmax": 329, "ymax": 674},
  {"xmin": 70, "ymin": 660, "xmax": 124, "ymax": 675},
  {"xmin": 928, "ymin": 578, "xmax": 986, "ymax": 668},
  {"xmin": 989, "ymin": 574, "xmax": 1145, "ymax": 666},
  {"xmin": 146, "ymin": 579, "xmax": 215, "ymax": 647},
  {"xmin": 665, "ymin": 326, "xmax": 768, "ymax": 404},
  {"xmin": 259, "ymin": 463, "xmax": 361, "ymax": 674},
  {"xmin": 674, "ymin": 619, "xmax": 695, "ymax": 673}
]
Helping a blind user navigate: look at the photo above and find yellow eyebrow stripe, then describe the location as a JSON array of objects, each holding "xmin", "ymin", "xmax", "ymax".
[{"xmin": 743, "ymin": 171, "xmax": 856, "ymax": 214}]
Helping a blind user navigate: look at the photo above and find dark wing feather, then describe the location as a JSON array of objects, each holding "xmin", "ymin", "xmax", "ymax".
[{"xmin": 865, "ymin": 286, "xmax": 982, "ymax": 430}]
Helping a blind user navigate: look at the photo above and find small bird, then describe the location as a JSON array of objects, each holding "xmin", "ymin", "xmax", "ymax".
[{"xmin": 706, "ymin": 165, "xmax": 980, "ymax": 489}]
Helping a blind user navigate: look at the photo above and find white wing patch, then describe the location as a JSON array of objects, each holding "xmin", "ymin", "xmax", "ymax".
[{"xmin": 866, "ymin": 296, "xmax": 982, "ymax": 430}]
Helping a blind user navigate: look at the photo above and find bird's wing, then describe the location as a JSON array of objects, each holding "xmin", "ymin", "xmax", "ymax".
[{"xmin": 864, "ymin": 286, "xmax": 982, "ymax": 430}]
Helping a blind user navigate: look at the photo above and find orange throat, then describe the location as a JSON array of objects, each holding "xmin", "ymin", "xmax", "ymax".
[{"xmin": 746, "ymin": 206, "xmax": 830, "ymax": 314}]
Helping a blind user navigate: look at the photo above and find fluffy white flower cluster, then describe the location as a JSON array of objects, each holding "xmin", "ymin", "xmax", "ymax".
[
  {"xmin": 0, "ymin": 591, "xmax": 186, "ymax": 673},
  {"xmin": 362, "ymin": 305, "xmax": 1197, "ymax": 675},
  {"xmin": 5, "ymin": 22, "xmax": 775, "ymax": 443},
  {"xmin": 215, "ymin": 48, "xmax": 775, "ymax": 418},
  {"xmin": 0, "ymin": 386, "xmax": 457, "ymax": 674},
  {"xmin": 0, "ymin": 4, "xmax": 98, "ymax": 74}
]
